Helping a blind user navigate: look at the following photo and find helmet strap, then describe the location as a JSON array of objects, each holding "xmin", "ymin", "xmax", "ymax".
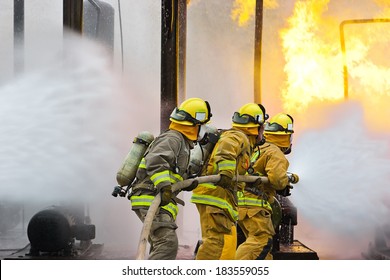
[
  {"xmin": 281, "ymin": 145, "xmax": 292, "ymax": 155},
  {"xmin": 255, "ymin": 125, "xmax": 265, "ymax": 146}
]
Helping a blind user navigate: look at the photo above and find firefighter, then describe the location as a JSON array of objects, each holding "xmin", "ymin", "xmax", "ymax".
[
  {"xmin": 191, "ymin": 103, "xmax": 268, "ymax": 260},
  {"xmin": 235, "ymin": 113, "xmax": 299, "ymax": 260},
  {"xmin": 129, "ymin": 97, "xmax": 212, "ymax": 260}
]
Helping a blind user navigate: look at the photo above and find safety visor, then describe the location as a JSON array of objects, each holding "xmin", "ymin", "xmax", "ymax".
[
  {"xmin": 232, "ymin": 112, "xmax": 264, "ymax": 125},
  {"xmin": 170, "ymin": 108, "xmax": 209, "ymax": 125},
  {"xmin": 265, "ymin": 122, "xmax": 294, "ymax": 133}
]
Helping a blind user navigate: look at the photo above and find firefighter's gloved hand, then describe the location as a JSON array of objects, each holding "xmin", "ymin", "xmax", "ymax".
[
  {"xmin": 245, "ymin": 177, "xmax": 263, "ymax": 191},
  {"xmin": 288, "ymin": 173, "xmax": 299, "ymax": 184},
  {"xmin": 250, "ymin": 177, "xmax": 263, "ymax": 188},
  {"xmin": 182, "ymin": 180, "xmax": 198, "ymax": 192},
  {"xmin": 276, "ymin": 185, "xmax": 292, "ymax": 197},
  {"xmin": 160, "ymin": 186, "xmax": 173, "ymax": 206},
  {"xmin": 218, "ymin": 174, "xmax": 233, "ymax": 189}
]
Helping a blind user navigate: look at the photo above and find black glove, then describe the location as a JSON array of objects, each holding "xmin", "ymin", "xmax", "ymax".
[
  {"xmin": 182, "ymin": 180, "xmax": 199, "ymax": 192},
  {"xmin": 218, "ymin": 174, "xmax": 233, "ymax": 189},
  {"xmin": 276, "ymin": 185, "xmax": 292, "ymax": 197},
  {"xmin": 160, "ymin": 185, "xmax": 173, "ymax": 206},
  {"xmin": 248, "ymin": 177, "xmax": 262, "ymax": 189}
]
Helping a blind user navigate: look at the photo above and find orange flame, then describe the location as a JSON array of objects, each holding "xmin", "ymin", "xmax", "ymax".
[
  {"xmin": 280, "ymin": 0, "xmax": 390, "ymax": 130},
  {"xmin": 231, "ymin": 0, "xmax": 279, "ymax": 27},
  {"xmin": 229, "ymin": 0, "xmax": 390, "ymax": 130},
  {"xmin": 280, "ymin": 0, "xmax": 343, "ymax": 112}
]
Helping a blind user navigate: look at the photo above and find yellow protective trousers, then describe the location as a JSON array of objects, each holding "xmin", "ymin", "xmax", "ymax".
[
  {"xmin": 235, "ymin": 207, "xmax": 275, "ymax": 260},
  {"xmin": 195, "ymin": 204, "xmax": 237, "ymax": 260}
]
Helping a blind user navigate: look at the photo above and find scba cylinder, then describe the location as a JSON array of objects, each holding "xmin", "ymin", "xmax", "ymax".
[
  {"xmin": 188, "ymin": 125, "xmax": 219, "ymax": 177},
  {"xmin": 116, "ymin": 131, "xmax": 154, "ymax": 187}
]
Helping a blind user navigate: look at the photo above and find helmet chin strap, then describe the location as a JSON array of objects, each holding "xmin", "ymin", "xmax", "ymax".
[
  {"xmin": 256, "ymin": 137, "xmax": 265, "ymax": 146},
  {"xmin": 255, "ymin": 133, "xmax": 265, "ymax": 146},
  {"xmin": 281, "ymin": 145, "xmax": 292, "ymax": 155},
  {"xmin": 255, "ymin": 125, "xmax": 265, "ymax": 146}
]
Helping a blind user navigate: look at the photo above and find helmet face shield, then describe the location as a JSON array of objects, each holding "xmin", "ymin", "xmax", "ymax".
[
  {"xmin": 232, "ymin": 112, "xmax": 264, "ymax": 126},
  {"xmin": 170, "ymin": 108, "xmax": 201, "ymax": 125},
  {"xmin": 170, "ymin": 107, "xmax": 209, "ymax": 126},
  {"xmin": 265, "ymin": 122, "xmax": 294, "ymax": 134}
]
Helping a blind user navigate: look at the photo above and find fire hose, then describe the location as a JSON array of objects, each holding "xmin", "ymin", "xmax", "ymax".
[{"xmin": 135, "ymin": 174, "xmax": 269, "ymax": 260}]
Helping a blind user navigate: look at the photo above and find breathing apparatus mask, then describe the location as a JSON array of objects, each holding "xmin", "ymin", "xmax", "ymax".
[{"xmin": 197, "ymin": 124, "xmax": 219, "ymax": 145}]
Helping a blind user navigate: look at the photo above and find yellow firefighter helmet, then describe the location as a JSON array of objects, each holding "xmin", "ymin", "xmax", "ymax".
[
  {"xmin": 232, "ymin": 103, "xmax": 268, "ymax": 128},
  {"xmin": 264, "ymin": 113, "xmax": 294, "ymax": 135},
  {"xmin": 170, "ymin": 98, "xmax": 212, "ymax": 126}
]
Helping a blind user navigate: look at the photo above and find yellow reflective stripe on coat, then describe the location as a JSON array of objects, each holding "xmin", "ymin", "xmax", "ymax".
[
  {"xmin": 130, "ymin": 195, "xmax": 179, "ymax": 220},
  {"xmin": 190, "ymin": 194, "xmax": 238, "ymax": 221},
  {"xmin": 130, "ymin": 195, "xmax": 154, "ymax": 206},
  {"xmin": 139, "ymin": 158, "xmax": 146, "ymax": 169},
  {"xmin": 198, "ymin": 183, "xmax": 217, "ymax": 189},
  {"xmin": 250, "ymin": 150, "xmax": 260, "ymax": 163},
  {"xmin": 150, "ymin": 170, "xmax": 171, "ymax": 186},
  {"xmin": 170, "ymin": 173, "xmax": 183, "ymax": 183},
  {"xmin": 161, "ymin": 204, "xmax": 178, "ymax": 219},
  {"xmin": 217, "ymin": 160, "xmax": 236, "ymax": 171},
  {"xmin": 150, "ymin": 170, "xmax": 183, "ymax": 187},
  {"xmin": 237, "ymin": 193, "xmax": 273, "ymax": 212}
]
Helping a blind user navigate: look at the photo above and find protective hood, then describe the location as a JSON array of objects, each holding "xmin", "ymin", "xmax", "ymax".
[
  {"xmin": 169, "ymin": 121, "xmax": 199, "ymax": 141},
  {"xmin": 264, "ymin": 133, "xmax": 291, "ymax": 148},
  {"xmin": 235, "ymin": 126, "xmax": 259, "ymax": 136}
]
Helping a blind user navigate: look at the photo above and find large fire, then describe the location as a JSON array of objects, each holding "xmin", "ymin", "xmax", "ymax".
[
  {"xmin": 231, "ymin": 0, "xmax": 390, "ymax": 130},
  {"xmin": 280, "ymin": 0, "xmax": 343, "ymax": 111},
  {"xmin": 229, "ymin": 0, "xmax": 390, "ymax": 260},
  {"xmin": 231, "ymin": 0, "xmax": 279, "ymax": 27}
]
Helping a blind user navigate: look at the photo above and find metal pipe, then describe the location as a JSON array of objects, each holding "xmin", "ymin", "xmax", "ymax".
[
  {"xmin": 13, "ymin": 0, "xmax": 24, "ymax": 74},
  {"xmin": 254, "ymin": 0, "xmax": 263, "ymax": 104},
  {"xmin": 118, "ymin": 0, "xmax": 124, "ymax": 73},
  {"xmin": 63, "ymin": 0, "xmax": 83, "ymax": 33},
  {"xmin": 161, "ymin": 0, "xmax": 177, "ymax": 132},
  {"xmin": 340, "ymin": 18, "xmax": 390, "ymax": 99},
  {"xmin": 177, "ymin": 0, "xmax": 187, "ymax": 105},
  {"xmin": 160, "ymin": 0, "xmax": 187, "ymax": 133}
]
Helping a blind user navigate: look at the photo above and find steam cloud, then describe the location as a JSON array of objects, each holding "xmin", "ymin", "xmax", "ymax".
[
  {"xmin": 0, "ymin": 32, "xmax": 155, "ymax": 256},
  {"xmin": 289, "ymin": 101, "xmax": 390, "ymax": 259}
]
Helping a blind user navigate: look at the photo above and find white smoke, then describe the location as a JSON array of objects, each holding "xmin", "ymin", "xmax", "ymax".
[
  {"xmin": 0, "ymin": 32, "xmax": 158, "ymax": 256},
  {"xmin": 289, "ymin": 101, "xmax": 390, "ymax": 259}
]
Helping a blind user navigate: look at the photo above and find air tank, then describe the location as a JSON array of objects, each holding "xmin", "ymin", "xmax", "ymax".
[
  {"xmin": 116, "ymin": 131, "xmax": 155, "ymax": 187},
  {"xmin": 188, "ymin": 125, "xmax": 219, "ymax": 178}
]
